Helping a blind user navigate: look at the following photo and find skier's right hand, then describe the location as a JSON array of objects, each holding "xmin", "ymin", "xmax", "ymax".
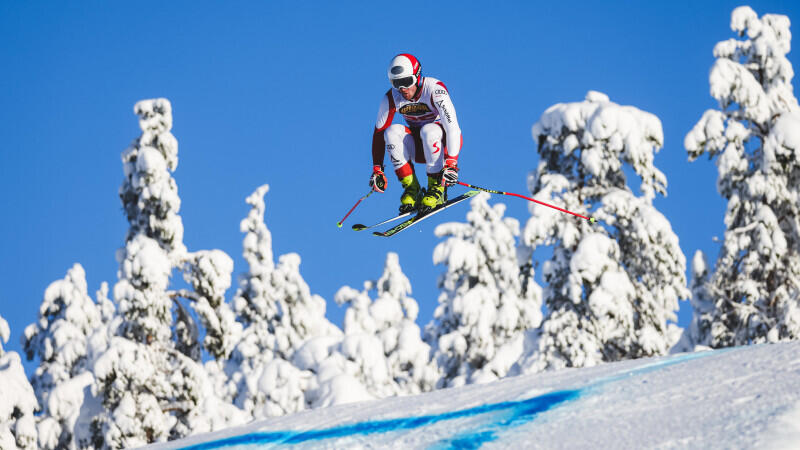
[{"xmin": 369, "ymin": 165, "xmax": 387, "ymax": 193}]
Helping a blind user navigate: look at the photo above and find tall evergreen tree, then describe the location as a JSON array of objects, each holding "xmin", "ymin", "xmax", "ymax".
[
  {"xmin": 22, "ymin": 264, "xmax": 114, "ymax": 449},
  {"xmin": 425, "ymin": 193, "xmax": 542, "ymax": 387},
  {"xmin": 23, "ymin": 264, "xmax": 105, "ymax": 405},
  {"xmin": 92, "ymin": 99, "xmax": 243, "ymax": 448},
  {"xmin": 118, "ymin": 99, "xmax": 184, "ymax": 257},
  {"xmin": 335, "ymin": 252, "xmax": 438, "ymax": 397},
  {"xmin": 180, "ymin": 249, "xmax": 241, "ymax": 360},
  {"xmin": 223, "ymin": 185, "xmax": 339, "ymax": 420},
  {"xmin": 516, "ymin": 91, "xmax": 688, "ymax": 373},
  {"xmin": 685, "ymin": 6, "xmax": 800, "ymax": 346}
]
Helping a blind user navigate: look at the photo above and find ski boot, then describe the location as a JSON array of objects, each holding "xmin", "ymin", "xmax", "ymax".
[
  {"xmin": 418, "ymin": 173, "xmax": 445, "ymax": 215},
  {"xmin": 399, "ymin": 173, "xmax": 423, "ymax": 214}
]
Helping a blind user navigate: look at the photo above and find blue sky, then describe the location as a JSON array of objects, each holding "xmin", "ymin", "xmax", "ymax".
[{"xmin": 2, "ymin": 1, "xmax": 798, "ymax": 372}]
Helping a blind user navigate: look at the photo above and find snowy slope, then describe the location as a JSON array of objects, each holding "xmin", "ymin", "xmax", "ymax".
[{"xmin": 146, "ymin": 342, "xmax": 800, "ymax": 449}]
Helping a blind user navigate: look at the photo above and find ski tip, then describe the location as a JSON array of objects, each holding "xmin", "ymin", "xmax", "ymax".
[
  {"xmin": 352, "ymin": 224, "xmax": 367, "ymax": 231},
  {"xmin": 372, "ymin": 231, "xmax": 387, "ymax": 237}
]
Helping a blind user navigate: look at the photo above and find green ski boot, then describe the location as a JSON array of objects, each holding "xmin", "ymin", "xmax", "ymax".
[
  {"xmin": 399, "ymin": 173, "xmax": 423, "ymax": 214},
  {"xmin": 418, "ymin": 173, "xmax": 445, "ymax": 215}
]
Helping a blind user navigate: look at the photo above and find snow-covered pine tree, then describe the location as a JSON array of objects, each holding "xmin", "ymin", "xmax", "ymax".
[
  {"xmin": 93, "ymin": 236, "xmax": 191, "ymax": 447},
  {"xmin": 223, "ymin": 185, "xmax": 340, "ymax": 419},
  {"xmin": 325, "ymin": 290, "xmax": 394, "ymax": 402},
  {"xmin": 365, "ymin": 252, "xmax": 437, "ymax": 394},
  {"xmin": 425, "ymin": 193, "xmax": 543, "ymax": 387},
  {"xmin": 673, "ymin": 251, "xmax": 716, "ymax": 352},
  {"xmin": 516, "ymin": 91, "xmax": 688, "ymax": 373},
  {"xmin": 21, "ymin": 264, "xmax": 115, "ymax": 449},
  {"xmin": 0, "ymin": 315, "xmax": 39, "ymax": 450},
  {"xmin": 684, "ymin": 6, "xmax": 800, "ymax": 346},
  {"xmin": 180, "ymin": 250, "xmax": 241, "ymax": 360},
  {"xmin": 92, "ymin": 99, "xmax": 244, "ymax": 448},
  {"xmin": 334, "ymin": 252, "xmax": 438, "ymax": 397},
  {"xmin": 223, "ymin": 184, "xmax": 308, "ymax": 420},
  {"xmin": 23, "ymin": 264, "xmax": 104, "ymax": 405},
  {"xmin": 119, "ymin": 99, "xmax": 185, "ymax": 257}
]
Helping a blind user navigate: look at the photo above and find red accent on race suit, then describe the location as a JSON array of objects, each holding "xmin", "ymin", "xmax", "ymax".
[
  {"xmin": 372, "ymin": 90, "xmax": 397, "ymax": 165},
  {"xmin": 395, "ymin": 161, "xmax": 414, "ymax": 178},
  {"xmin": 377, "ymin": 91, "xmax": 396, "ymax": 132}
]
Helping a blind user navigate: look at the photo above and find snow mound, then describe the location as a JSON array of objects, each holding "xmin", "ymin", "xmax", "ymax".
[{"xmin": 145, "ymin": 341, "xmax": 800, "ymax": 449}]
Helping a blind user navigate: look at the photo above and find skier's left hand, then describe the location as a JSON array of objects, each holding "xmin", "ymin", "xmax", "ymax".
[
  {"xmin": 442, "ymin": 158, "xmax": 459, "ymax": 187},
  {"xmin": 369, "ymin": 165, "xmax": 388, "ymax": 193}
]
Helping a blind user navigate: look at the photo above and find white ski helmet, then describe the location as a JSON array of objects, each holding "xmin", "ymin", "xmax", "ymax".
[{"xmin": 387, "ymin": 53, "xmax": 422, "ymax": 90}]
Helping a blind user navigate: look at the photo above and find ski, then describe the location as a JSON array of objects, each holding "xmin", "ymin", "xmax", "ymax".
[
  {"xmin": 373, "ymin": 190, "xmax": 480, "ymax": 237},
  {"xmin": 351, "ymin": 211, "xmax": 413, "ymax": 231}
]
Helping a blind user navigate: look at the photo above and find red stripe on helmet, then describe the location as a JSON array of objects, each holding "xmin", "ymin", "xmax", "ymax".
[{"xmin": 400, "ymin": 53, "xmax": 420, "ymax": 76}]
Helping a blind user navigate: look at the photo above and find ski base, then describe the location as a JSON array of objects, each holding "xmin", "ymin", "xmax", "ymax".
[
  {"xmin": 373, "ymin": 190, "xmax": 480, "ymax": 237},
  {"xmin": 352, "ymin": 211, "xmax": 412, "ymax": 231}
]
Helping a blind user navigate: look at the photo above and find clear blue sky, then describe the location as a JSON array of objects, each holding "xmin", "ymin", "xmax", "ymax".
[{"xmin": 2, "ymin": 1, "xmax": 798, "ymax": 373}]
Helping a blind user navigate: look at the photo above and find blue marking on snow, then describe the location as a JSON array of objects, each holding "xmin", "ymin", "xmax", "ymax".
[
  {"xmin": 181, "ymin": 349, "xmax": 731, "ymax": 449},
  {"xmin": 430, "ymin": 390, "xmax": 581, "ymax": 449},
  {"xmin": 181, "ymin": 390, "xmax": 579, "ymax": 449},
  {"xmin": 440, "ymin": 431, "xmax": 496, "ymax": 450}
]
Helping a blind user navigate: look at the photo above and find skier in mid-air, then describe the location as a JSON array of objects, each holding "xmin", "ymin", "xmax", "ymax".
[{"xmin": 369, "ymin": 53, "xmax": 463, "ymax": 215}]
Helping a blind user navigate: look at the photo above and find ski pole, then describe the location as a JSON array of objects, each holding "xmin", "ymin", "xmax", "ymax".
[
  {"xmin": 337, "ymin": 189, "xmax": 375, "ymax": 228},
  {"xmin": 457, "ymin": 181, "xmax": 596, "ymax": 223}
]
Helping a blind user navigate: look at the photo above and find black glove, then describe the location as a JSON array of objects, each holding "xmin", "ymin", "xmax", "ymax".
[
  {"xmin": 442, "ymin": 158, "xmax": 459, "ymax": 187},
  {"xmin": 369, "ymin": 165, "xmax": 388, "ymax": 193}
]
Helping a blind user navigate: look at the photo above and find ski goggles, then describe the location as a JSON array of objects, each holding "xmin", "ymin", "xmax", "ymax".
[{"xmin": 391, "ymin": 75, "xmax": 416, "ymax": 90}]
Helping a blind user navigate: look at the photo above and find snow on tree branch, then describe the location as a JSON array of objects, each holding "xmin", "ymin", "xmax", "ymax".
[
  {"xmin": 683, "ymin": 7, "xmax": 800, "ymax": 348},
  {"xmin": 120, "ymin": 98, "xmax": 185, "ymax": 258},
  {"xmin": 333, "ymin": 252, "xmax": 437, "ymax": 397},
  {"xmin": 21, "ymin": 264, "xmax": 111, "ymax": 449},
  {"xmin": 0, "ymin": 315, "xmax": 39, "ymax": 449},
  {"xmin": 518, "ymin": 91, "xmax": 687, "ymax": 373},
  {"xmin": 182, "ymin": 250, "xmax": 241, "ymax": 359},
  {"xmin": 532, "ymin": 90, "xmax": 667, "ymax": 202}
]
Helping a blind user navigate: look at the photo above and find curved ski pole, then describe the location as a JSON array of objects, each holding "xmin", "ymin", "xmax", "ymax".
[
  {"xmin": 456, "ymin": 181, "xmax": 596, "ymax": 223},
  {"xmin": 337, "ymin": 189, "xmax": 374, "ymax": 228}
]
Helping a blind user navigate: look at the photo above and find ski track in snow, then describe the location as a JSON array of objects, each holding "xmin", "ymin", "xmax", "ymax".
[{"xmin": 147, "ymin": 343, "xmax": 800, "ymax": 449}]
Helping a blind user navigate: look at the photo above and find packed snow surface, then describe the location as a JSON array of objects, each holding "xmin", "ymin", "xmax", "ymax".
[{"xmin": 146, "ymin": 341, "xmax": 800, "ymax": 449}]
